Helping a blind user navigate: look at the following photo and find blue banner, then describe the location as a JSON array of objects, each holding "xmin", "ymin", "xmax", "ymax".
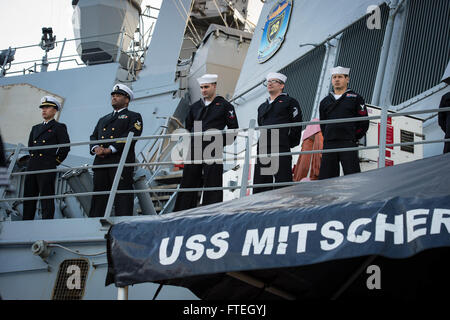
[{"xmin": 108, "ymin": 196, "xmax": 450, "ymax": 286}]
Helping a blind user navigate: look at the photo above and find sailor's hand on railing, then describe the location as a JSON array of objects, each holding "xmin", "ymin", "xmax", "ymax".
[
  {"xmin": 94, "ymin": 146, "xmax": 109, "ymax": 158},
  {"xmin": 93, "ymin": 146, "xmax": 103, "ymax": 157},
  {"xmin": 93, "ymin": 146, "xmax": 114, "ymax": 158},
  {"xmin": 102, "ymin": 147, "xmax": 112, "ymax": 156}
]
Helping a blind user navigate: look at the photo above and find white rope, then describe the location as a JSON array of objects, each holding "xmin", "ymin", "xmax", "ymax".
[
  {"xmin": 212, "ymin": 0, "xmax": 229, "ymax": 28},
  {"xmin": 174, "ymin": 0, "xmax": 203, "ymax": 44}
]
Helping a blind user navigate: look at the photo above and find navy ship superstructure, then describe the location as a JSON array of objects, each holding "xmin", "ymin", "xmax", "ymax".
[{"xmin": 0, "ymin": 0, "xmax": 449, "ymax": 299}]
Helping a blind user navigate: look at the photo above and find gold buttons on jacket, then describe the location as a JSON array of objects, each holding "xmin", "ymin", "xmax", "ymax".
[
  {"xmin": 42, "ymin": 140, "xmax": 46, "ymax": 143},
  {"xmin": 112, "ymin": 128, "xmax": 115, "ymax": 131},
  {"xmin": 39, "ymin": 154, "xmax": 43, "ymax": 157},
  {"xmin": 33, "ymin": 140, "xmax": 37, "ymax": 144},
  {"xmin": 101, "ymin": 136, "xmax": 104, "ymax": 139},
  {"xmin": 103, "ymin": 128, "xmax": 106, "ymax": 131},
  {"xmin": 110, "ymin": 136, "xmax": 114, "ymax": 139}
]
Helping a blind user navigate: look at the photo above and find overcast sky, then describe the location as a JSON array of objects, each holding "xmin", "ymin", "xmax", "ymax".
[
  {"xmin": 0, "ymin": 0, "xmax": 262, "ymax": 74},
  {"xmin": 0, "ymin": 0, "xmax": 162, "ymax": 73}
]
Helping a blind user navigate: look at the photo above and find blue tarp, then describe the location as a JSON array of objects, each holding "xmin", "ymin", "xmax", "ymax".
[{"xmin": 106, "ymin": 153, "xmax": 450, "ymax": 299}]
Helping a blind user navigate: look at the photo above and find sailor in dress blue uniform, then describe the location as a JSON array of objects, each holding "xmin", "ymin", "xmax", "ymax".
[
  {"xmin": 318, "ymin": 67, "xmax": 369, "ymax": 179},
  {"xmin": 174, "ymin": 74, "xmax": 239, "ymax": 211},
  {"xmin": 23, "ymin": 96, "xmax": 70, "ymax": 220},
  {"xmin": 89, "ymin": 84, "xmax": 143, "ymax": 217},
  {"xmin": 253, "ymin": 72, "xmax": 303, "ymax": 194}
]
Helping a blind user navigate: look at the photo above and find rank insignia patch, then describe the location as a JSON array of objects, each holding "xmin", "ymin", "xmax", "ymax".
[{"xmin": 134, "ymin": 120, "xmax": 142, "ymax": 130}]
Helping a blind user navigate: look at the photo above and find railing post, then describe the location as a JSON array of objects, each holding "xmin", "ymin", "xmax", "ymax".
[
  {"xmin": 0, "ymin": 143, "xmax": 23, "ymax": 198},
  {"xmin": 56, "ymin": 38, "xmax": 67, "ymax": 70},
  {"xmin": 378, "ymin": 106, "xmax": 388, "ymax": 168},
  {"xmin": 240, "ymin": 119, "xmax": 256, "ymax": 198},
  {"xmin": 117, "ymin": 286, "xmax": 128, "ymax": 300},
  {"xmin": 103, "ymin": 132, "xmax": 135, "ymax": 218},
  {"xmin": 116, "ymin": 29, "xmax": 125, "ymax": 63},
  {"xmin": 154, "ymin": 118, "xmax": 169, "ymax": 171}
]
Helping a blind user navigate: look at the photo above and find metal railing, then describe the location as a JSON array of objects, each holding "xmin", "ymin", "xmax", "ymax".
[
  {"xmin": 0, "ymin": 30, "xmax": 148, "ymax": 79},
  {"xmin": 1, "ymin": 106, "xmax": 450, "ymax": 221}
]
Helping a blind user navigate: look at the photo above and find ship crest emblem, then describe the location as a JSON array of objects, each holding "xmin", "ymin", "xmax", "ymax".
[
  {"xmin": 268, "ymin": 14, "xmax": 284, "ymax": 43},
  {"xmin": 257, "ymin": 0, "xmax": 293, "ymax": 64}
]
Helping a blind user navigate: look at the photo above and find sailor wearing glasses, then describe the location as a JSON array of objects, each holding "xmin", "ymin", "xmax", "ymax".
[{"xmin": 253, "ymin": 72, "xmax": 303, "ymax": 194}]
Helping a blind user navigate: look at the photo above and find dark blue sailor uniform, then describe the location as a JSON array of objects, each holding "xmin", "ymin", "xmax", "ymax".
[
  {"xmin": 89, "ymin": 108, "xmax": 143, "ymax": 217},
  {"xmin": 318, "ymin": 89, "xmax": 369, "ymax": 179},
  {"xmin": 174, "ymin": 95, "xmax": 239, "ymax": 212},
  {"xmin": 253, "ymin": 93, "xmax": 303, "ymax": 194},
  {"xmin": 23, "ymin": 120, "xmax": 70, "ymax": 220}
]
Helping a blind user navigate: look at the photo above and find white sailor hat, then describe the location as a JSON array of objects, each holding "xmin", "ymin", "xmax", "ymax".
[
  {"xmin": 111, "ymin": 83, "xmax": 134, "ymax": 101},
  {"xmin": 331, "ymin": 66, "xmax": 350, "ymax": 75},
  {"xmin": 197, "ymin": 74, "xmax": 218, "ymax": 85},
  {"xmin": 39, "ymin": 96, "xmax": 60, "ymax": 111},
  {"xmin": 266, "ymin": 72, "xmax": 287, "ymax": 83}
]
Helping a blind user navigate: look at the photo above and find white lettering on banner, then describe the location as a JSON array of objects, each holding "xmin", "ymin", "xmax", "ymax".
[
  {"xmin": 347, "ymin": 218, "xmax": 372, "ymax": 243},
  {"xmin": 291, "ymin": 223, "xmax": 317, "ymax": 253},
  {"xmin": 186, "ymin": 234, "xmax": 207, "ymax": 262},
  {"xmin": 242, "ymin": 227, "xmax": 276, "ymax": 256},
  {"xmin": 406, "ymin": 209, "xmax": 429, "ymax": 242},
  {"xmin": 160, "ymin": 232, "xmax": 230, "ymax": 265},
  {"xmin": 157, "ymin": 209, "xmax": 450, "ymax": 266},
  {"xmin": 320, "ymin": 220, "xmax": 345, "ymax": 251},
  {"xmin": 160, "ymin": 236, "xmax": 184, "ymax": 265},
  {"xmin": 375, "ymin": 213, "xmax": 404, "ymax": 244},
  {"xmin": 430, "ymin": 209, "xmax": 450, "ymax": 234},
  {"xmin": 276, "ymin": 226, "xmax": 290, "ymax": 254},
  {"xmin": 206, "ymin": 231, "xmax": 229, "ymax": 259}
]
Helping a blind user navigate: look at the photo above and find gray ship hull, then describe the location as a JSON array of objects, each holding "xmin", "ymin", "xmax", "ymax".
[{"xmin": 0, "ymin": 217, "xmax": 198, "ymax": 299}]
